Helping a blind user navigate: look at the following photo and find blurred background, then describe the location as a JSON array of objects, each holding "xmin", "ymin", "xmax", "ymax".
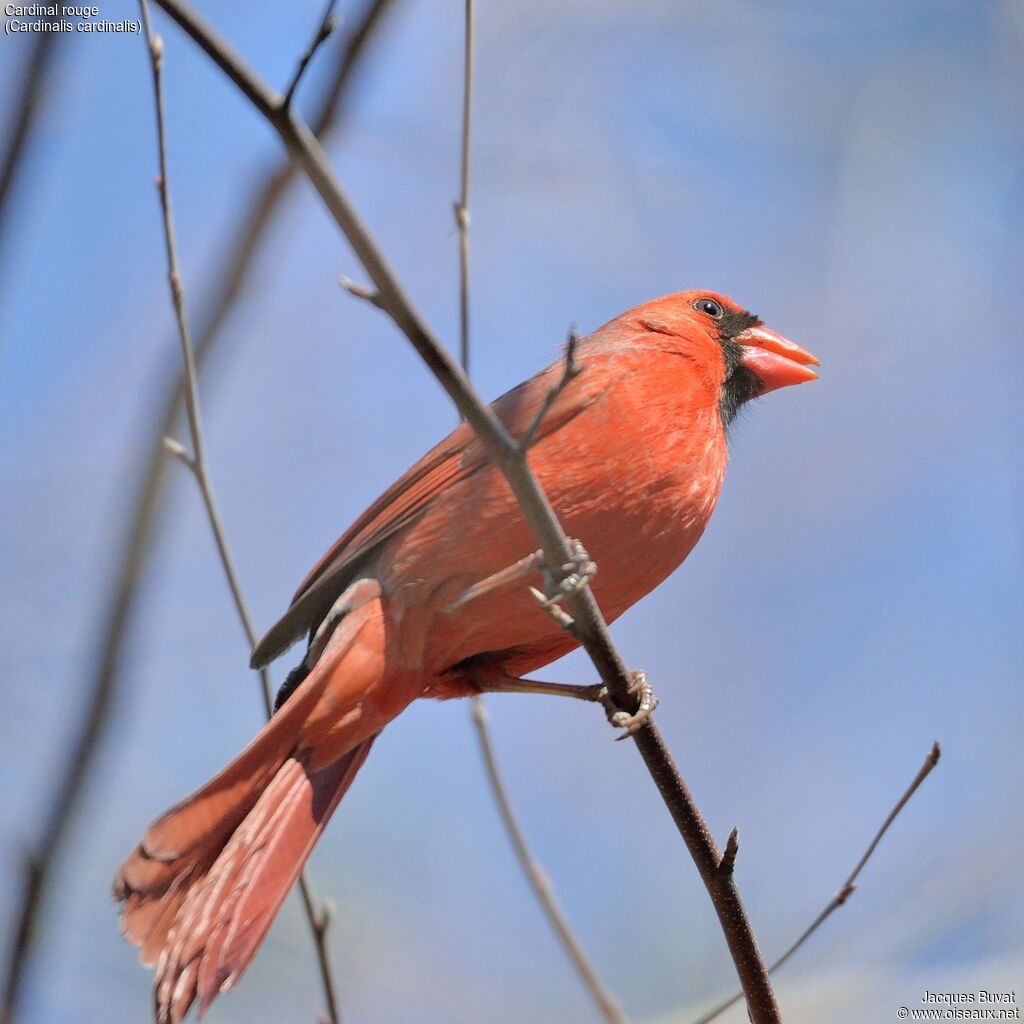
[{"xmin": 2, "ymin": 1, "xmax": 1022, "ymax": 1021}]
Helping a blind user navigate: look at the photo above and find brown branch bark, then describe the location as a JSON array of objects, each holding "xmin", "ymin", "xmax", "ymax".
[
  {"xmin": 692, "ymin": 742, "xmax": 941, "ymax": 1024},
  {"xmin": 0, "ymin": 5, "xmax": 394, "ymax": 1024},
  {"xmin": 137, "ymin": 4, "xmax": 343, "ymax": 1020},
  {"xmin": 451, "ymin": 6, "xmax": 625, "ymax": 1018},
  {"xmin": 148, "ymin": 2, "xmax": 781, "ymax": 1019}
]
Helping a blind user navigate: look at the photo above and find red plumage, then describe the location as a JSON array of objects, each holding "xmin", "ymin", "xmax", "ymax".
[{"xmin": 114, "ymin": 291, "xmax": 817, "ymax": 1021}]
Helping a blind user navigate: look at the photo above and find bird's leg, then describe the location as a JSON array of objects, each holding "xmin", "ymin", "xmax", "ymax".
[
  {"xmin": 443, "ymin": 549, "xmax": 545, "ymax": 613},
  {"xmin": 442, "ymin": 539, "xmax": 597, "ymax": 619},
  {"xmin": 469, "ymin": 668, "xmax": 606, "ymax": 704},
  {"xmin": 468, "ymin": 666, "xmax": 659, "ymax": 739},
  {"xmin": 444, "ymin": 548, "xmax": 548, "ymax": 610}
]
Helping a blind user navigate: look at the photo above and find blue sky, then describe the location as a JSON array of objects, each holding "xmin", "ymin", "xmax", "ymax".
[{"xmin": 1, "ymin": 2, "xmax": 1022, "ymax": 1022}]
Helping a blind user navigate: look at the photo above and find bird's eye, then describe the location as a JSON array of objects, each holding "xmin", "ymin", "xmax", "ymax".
[{"xmin": 694, "ymin": 298, "xmax": 724, "ymax": 319}]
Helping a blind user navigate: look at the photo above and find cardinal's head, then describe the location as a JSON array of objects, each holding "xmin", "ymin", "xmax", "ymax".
[{"xmin": 611, "ymin": 290, "xmax": 819, "ymax": 427}]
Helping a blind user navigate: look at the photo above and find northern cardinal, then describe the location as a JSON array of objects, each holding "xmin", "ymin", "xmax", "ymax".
[{"xmin": 114, "ymin": 291, "xmax": 817, "ymax": 1022}]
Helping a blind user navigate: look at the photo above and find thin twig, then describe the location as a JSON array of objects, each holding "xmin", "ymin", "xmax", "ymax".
[
  {"xmin": 453, "ymin": 0, "xmax": 473, "ymax": 374},
  {"xmin": 451, "ymin": 7, "xmax": 624, "ymax": 1018},
  {"xmin": 149, "ymin": 3, "xmax": 781, "ymax": 1018},
  {"xmin": 0, "ymin": 6, "xmax": 393, "ymax": 1023},
  {"xmin": 691, "ymin": 741, "xmax": 942, "ymax": 1024},
  {"xmin": 0, "ymin": 37, "xmax": 65, "ymax": 1024},
  {"xmin": 340, "ymin": 274, "xmax": 384, "ymax": 308},
  {"xmin": 471, "ymin": 700, "xmax": 627, "ymax": 1024},
  {"xmin": 137, "ymin": 4, "xmax": 341, "ymax": 1020},
  {"xmin": 284, "ymin": 0, "xmax": 339, "ymax": 108},
  {"xmin": 518, "ymin": 327, "xmax": 581, "ymax": 451}
]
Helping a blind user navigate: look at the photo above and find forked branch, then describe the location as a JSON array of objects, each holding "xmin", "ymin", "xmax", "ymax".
[{"xmin": 692, "ymin": 742, "xmax": 941, "ymax": 1024}]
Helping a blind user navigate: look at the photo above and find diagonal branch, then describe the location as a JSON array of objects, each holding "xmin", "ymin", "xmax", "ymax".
[
  {"xmin": 692, "ymin": 742, "xmax": 942, "ymax": 1024},
  {"xmin": 149, "ymin": 1, "xmax": 782, "ymax": 1019},
  {"xmin": 450, "ymin": 6, "xmax": 625, "ymax": 1019}
]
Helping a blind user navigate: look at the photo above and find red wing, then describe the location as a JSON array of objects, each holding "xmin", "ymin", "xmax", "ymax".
[
  {"xmin": 293, "ymin": 427, "xmax": 475, "ymax": 603},
  {"xmin": 250, "ymin": 355, "xmax": 614, "ymax": 668}
]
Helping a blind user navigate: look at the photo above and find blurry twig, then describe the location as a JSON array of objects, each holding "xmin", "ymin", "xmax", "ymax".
[
  {"xmin": 0, "ymin": 38, "xmax": 84, "ymax": 1022},
  {"xmin": 691, "ymin": 741, "xmax": 942, "ymax": 1024},
  {"xmin": 471, "ymin": 702, "xmax": 627, "ymax": 1023},
  {"xmin": 0, "ymin": 6, "xmax": 391, "ymax": 1024},
  {"xmin": 453, "ymin": 0, "xmax": 472, "ymax": 374},
  {"xmin": 0, "ymin": 30, "xmax": 60, "ymax": 288},
  {"xmin": 452, "ymin": 6, "xmax": 624, "ymax": 1019},
  {"xmin": 138, "ymin": 4, "xmax": 344, "ymax": 1021},
  {"xmin": 150, "ymin": 2, "xmax": 782, "ymax": 1018}
]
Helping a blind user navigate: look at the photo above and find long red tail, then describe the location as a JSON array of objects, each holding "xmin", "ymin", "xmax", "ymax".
[{"xmin": 115, "ymin": 581, "xmax": 392, "ymax": 1023}]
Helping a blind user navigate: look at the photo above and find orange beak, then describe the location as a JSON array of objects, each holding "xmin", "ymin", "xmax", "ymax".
[{"xmin": 736, "ymin": 325, "xmax": 819, "ymax": 395}]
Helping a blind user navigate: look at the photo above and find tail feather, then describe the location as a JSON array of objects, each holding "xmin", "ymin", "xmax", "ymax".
[
  {"xmin": 221, "ymin": 741, "xmax": 375, "ymax": 983},
  {"xmin": 148, "ymin": 742, "xmax": 374, "ymax": 1022},
  {"xmin": 113, "ymin": 633, "xmax": 344, "ymax": 958},
  {"xmin": 115, "ymin": 578, "xmax": 391, "ymax": 1023}
]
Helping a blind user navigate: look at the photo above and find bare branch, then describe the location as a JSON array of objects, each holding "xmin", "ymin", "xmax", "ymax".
[
  {"xmin": 692, "ymin": 742, "xmax": 942, "ymax": 1024},
  {"xmin": 138, "ymin": 0, "xmax": 264, "ymax": 704},
  {"xmin": 518, "ymin": 327, "xmax": 582, "ymax": 451},
  {"xmin": 339, "ymin": 274, "xmax": 384, "ymax": 308},
  {"xmin": 148, "ymin": 2, "xmax": 782, "ymax": 1018},
  {"xmin": 453, "ymin": 0, "xmax": 473, "ymax": 374},
  {"xmin": 138, "ymin": 3, "xmax": 342, "ymax": 1019},
  {"xmin": 471, "ymin": 700, "xmax": 627, "ymax": 1024},
  {"xmin": 0, "ymin": 6, "xmax": 394, "ymax": 1024},
  {"xmin": 451, "ymin": 8, "xmax": 625, "ymax": 1016},
  {"xmin": 162, "ymin": 434, "xmax": 194, "ymax": 468},
  {"xmin": 297, "ymin": 877, "xmax": 342, "ymax": 1024},
  {"xmin": 719, "ymin": 829, "xmax": 740, "ymax": 877},
  {"xmin": 284, "ymin": 0, "xmax": 339, "ymax": 108}
]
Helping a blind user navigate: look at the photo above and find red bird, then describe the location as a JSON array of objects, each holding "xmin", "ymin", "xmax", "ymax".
[{"xmin": 114, "ymin": 291, "xmax": 817, "ymax": 1022}]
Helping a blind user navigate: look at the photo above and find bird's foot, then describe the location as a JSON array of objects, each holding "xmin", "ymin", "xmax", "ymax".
[
  {"xmin": 553, "ymin": 539, "xmax": 598, "ymax": 596},
  {"xmin": 529, "ymin": 539, "xmax": 597, "ymax": 627},
  {"xmin": 602, "ymin": 671, "xmax": 658, "ymax": 740}
]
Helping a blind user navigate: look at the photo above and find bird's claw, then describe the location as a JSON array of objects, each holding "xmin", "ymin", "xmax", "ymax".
[
  {"xmin": 604, "ymin": 671, "xmax": 659, "ymax": 740},
  {"xmin": 554, "ymin": 539, "xmax": 597, "ymax": 597},
  {"xmin": 530, "ymin": 540, "xmax": 597, "ymax": 627},
  {"xmin": 528, "ymin": 585, "xmax": 575, "ymax": 627}
]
